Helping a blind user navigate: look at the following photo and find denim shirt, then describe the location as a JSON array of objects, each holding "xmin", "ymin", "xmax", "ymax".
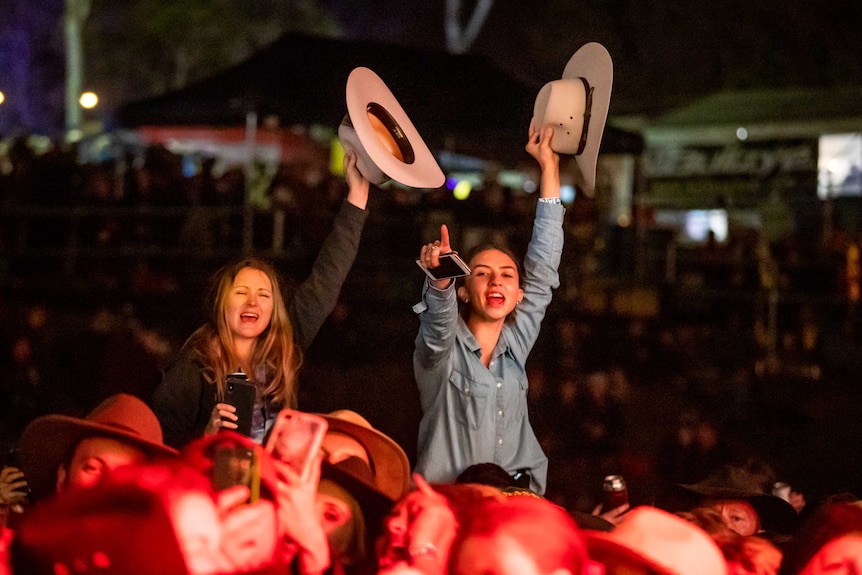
[{"xmin": 412, "ymin": 201, "xmax": 564, "ymax": 494}]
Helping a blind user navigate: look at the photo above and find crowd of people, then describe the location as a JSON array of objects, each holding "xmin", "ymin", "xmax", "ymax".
[
  {"xmin": 3, "ymin": 49, "xmax": 862, "ymax": 573},
  {"xmin": 1, "ymin": 389, "xmax": 861, "ymax": 574}
]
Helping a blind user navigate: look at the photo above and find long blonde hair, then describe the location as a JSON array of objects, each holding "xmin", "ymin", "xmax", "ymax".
[{"xmin": 187, "ymin": 257, "xmax": 301, "ymax": 408}]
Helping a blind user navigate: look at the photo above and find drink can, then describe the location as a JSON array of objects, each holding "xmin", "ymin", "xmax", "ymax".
[{"xmin": 602, "ymin": 474, "xmax": 628, "ymax": 510}]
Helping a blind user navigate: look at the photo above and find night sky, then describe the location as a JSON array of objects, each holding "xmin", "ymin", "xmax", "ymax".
[{"xmin": 2, "ymin": 0, "xmax": 862, "ymax": 134}]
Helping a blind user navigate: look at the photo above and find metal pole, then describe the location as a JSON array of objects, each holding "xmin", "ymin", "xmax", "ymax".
[{"xmin": 243, "ymin": 111, "xmax": 257, "ymax": 254}]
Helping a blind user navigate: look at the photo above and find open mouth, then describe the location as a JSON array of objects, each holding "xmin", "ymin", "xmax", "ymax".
[
  {"xmin": 240, "ymin": 312, "xmax": 259, "ymax": 323},
  {"xmin": 486, "ymin": 292, "xmax": 505, "ymax": 306}
]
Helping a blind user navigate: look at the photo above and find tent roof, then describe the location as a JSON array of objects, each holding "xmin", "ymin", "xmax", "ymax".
[
  {"xmin": 656, "ymin": 87, "xmax": 862, "ymax": 127},
  {"xmin": 115, "ymin": 32, "xmax": 642, "ymax": 162}
]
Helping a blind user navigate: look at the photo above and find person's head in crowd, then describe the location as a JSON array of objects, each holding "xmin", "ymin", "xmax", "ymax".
[
  {"xmin": 662, "ymin": 464, "xmax": 799, "ymax": 538},
  {"xmin": 583, "ymin": 506, "xmax": 728, "ymax": 575},
  {"xmin": 456, "ymin": 242, "xmax": 524, "ymax": 324},
  {"xmin": 184, "ymin": 428, "xmax": 336, "ymax": 575},
  {"xmin": 454, "ymin": 461, "xmax": 614, "ymax": 532},
  {"xmin": 191, "ymin": 257, "xmax": 299, "ymax": 407},
  {"xmin": 318, "ymin": 410, "xmax": 411, "ymax": 571},
  {"xmin": 678, "ymin": 507, "xmax": 782, "ymax": 575},
  {"xmin": 18, "ymin": 393, "xmax": 177, "ymax": 501},
  {"xmin": 455, "ymin": 462, "xmax": 519, "ymax": 490},
  {"xmin": 718, "ymin": 534, "xmax": 783, "ymax": 575},
  {"xmin": 378, "ymin": 477, "xmax": 503, "ymax": 571},
  {"xmin": 778, "ymin": 501, "xmax": 862, "ymax": 575},
  {"xmin": 449, "ymin": 496, "xmax": 588, "ymax": 575},
  {"xmin": 10, "ymin": 458, "xmax": 280, "ymax": 575}
]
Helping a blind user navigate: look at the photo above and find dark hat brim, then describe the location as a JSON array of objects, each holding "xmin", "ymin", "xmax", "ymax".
[
  {"xmin": 319, "ymin": 412, "xmax": 410, "ymax": 502},
  {"xmin": 320, "ymin": 459, "xmax": 395, "ymax": 525},
  {"xmin": 20, "ymin": 413, "xmax": 177, "ymax": 501},
  {"xmin": 674, "ymin": 483, "xmax": 799, "ymax": 534}
]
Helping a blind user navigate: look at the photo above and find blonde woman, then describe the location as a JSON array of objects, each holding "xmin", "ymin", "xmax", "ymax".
[{"xmin": 153, "ymin": 152, "xmax": 370, "ymax": 448}]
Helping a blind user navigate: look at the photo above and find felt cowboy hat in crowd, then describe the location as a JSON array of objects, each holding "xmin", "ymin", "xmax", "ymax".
[
  {"xmin": 670, "ymin": 464, "xmax": 799, "ymax": 535},
  {"xmin": 583, "ymin": 506, "xmax": 729, "ymax": 575},
  {"xmin": 19, "ymin": 393, "xmax": 178, "ymax": 500},
  {"xmin": 531, "ymin": 42, "xmax": 613, "ymax": 191},
  {"xmin": 318, "ymin": 409, "xmax": 411, "ymax": 503},
  {"xmin": 338, "ymin": 66, "xmax": 445, "ymax": 189}
]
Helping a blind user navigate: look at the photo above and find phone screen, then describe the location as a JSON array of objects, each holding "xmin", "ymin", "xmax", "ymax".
[
  {"xmin": 265, "ymin": 410, "xmax": 328, "ymax": 478},
  {"xmin": 416, "ymin": 252, "xmax": 472, "ymax": 280},
  {"xmin": 211, "ymin": 444, "xmax": 260, "ymax": 502}
]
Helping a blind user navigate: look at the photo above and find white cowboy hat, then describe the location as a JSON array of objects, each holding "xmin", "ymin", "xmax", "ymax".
[
  {"xmin": 338, "ymin": 67, "xmax": 445, "ymax": 189},
  {"xmin": 531, "ymin": 42, "xmax": 613, "ymax": 191}
]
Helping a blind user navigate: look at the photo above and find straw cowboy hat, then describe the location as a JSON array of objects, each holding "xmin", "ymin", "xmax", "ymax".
[
  {"xmin": 319, "ymin": 409, "xmax": 410, "ymax": 503},
  {"xmin": 531, "ymin": 42, "xmax": 613, "ymax": 191},
  {"xmin": 583, "ymin": 506, "xmax": 729, "ymax": 575},
  {"xmin": 19, "ymin": 393, "xmax": 178, "ymax": 500},
  {"xmin": 338, "ymin": 66, "xmax": 445, "ymax": 189},
  {"xmin": 671, "ymin": 464, "xmax": 799, "ymax": 535}
]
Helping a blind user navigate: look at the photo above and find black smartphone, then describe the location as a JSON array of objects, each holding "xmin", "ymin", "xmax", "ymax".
[
  {"xmin": 416, "ymin": 252, "xmax": 472, "ymax": 281},
  {"xmin": 224, "ymin": 372, "xmax": 256, "ymax": 437}
]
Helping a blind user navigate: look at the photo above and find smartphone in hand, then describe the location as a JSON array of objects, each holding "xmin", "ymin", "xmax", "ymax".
[
  {"xmin": 265, "ymin": 409, "xmax": 328, "ymax": 480},
  {"xmin": 416, "ymin": 252, "xmax": 472, "ymax": 280},
  {"xmin": 212, "ymin": 443, "xmax": 260, "ymax": 502},
  {"xmin": 224, "ymin": 372, "xmax": 256, "ymax": 437}
]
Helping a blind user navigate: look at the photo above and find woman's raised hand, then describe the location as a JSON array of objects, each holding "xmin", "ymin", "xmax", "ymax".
[{"xmin": 419, "ymin": 225, "xmax": 456, "ymax": 290}]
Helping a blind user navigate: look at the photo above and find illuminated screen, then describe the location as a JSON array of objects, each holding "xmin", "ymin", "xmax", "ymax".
[
  {"xmin": 818, "ymin": 133, "xmax": 862, "ymax": 199},
  {"xmin": 684, "ymin": 209, "xmax": 728, "ymax": 243}
]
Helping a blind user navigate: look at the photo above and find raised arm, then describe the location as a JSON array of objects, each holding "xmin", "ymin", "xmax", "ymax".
[
  {"xmin": 288, "ymin": 151, "xmax": 370, "ymax": 350},
  {"xmin": 413, "ymin": 224, "xmax": 460, "ymax": 371}
]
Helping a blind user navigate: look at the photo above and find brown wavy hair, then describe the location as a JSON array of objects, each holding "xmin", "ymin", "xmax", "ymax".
[{"xmin": 186, "ymin": 257, "xmax": 301, "ymax": 408}]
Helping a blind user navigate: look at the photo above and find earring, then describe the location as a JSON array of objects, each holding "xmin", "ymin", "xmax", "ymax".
[{"xmin": 516, "ymin": 300, "xmax": 522, "ymax": 305}]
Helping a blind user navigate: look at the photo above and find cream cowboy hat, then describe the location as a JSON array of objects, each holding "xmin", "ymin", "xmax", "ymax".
[
  {"xmin": 583, "ymin": 506, "xmax": 728, "ymax": 575},
  {"xmin": 338, "ymin": 67, "xmax": 445, "ymax": 189},
  {"xmin": 531, "ymin": 42, "xmax": 613, "ymax": 191}
]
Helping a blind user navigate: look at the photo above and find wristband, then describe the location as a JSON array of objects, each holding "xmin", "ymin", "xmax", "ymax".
[
  {"xmin": 408, "ymin": 542, "xmax": 438, "ymax": 563},
  {"xmin": 538, "ymin": 197, "xmax": 562, "ymax": 204}
]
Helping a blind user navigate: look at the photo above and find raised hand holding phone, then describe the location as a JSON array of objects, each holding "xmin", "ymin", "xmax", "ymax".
[
  {"xmin": 417, "ymin": 225, "xmax": 470, "ymax": 287},
  {"xmin": 265, "ymin": 410, "xmax": 328, "ymax": 482}
]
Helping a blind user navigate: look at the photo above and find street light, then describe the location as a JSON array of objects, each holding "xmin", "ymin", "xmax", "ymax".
[
  {"xmin": 0, "ymin": 91, "xmax": 5, "ymax": 105},
  {"xmin": 79, "ymin": 91, "xmax": 98, "ymax": 109}
]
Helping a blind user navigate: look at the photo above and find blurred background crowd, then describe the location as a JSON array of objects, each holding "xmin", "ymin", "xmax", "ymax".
[{"xmin": 2, "ymin": 132, "xmax": 862, "ymax": 512}]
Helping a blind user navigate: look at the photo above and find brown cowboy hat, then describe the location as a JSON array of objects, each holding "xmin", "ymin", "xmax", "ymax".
[
  {"xmin": 19, "ymin": 394, "xmax": 178, "ymax": 500},
  {"xmin": 670, "ymin": 465, "xmax": 799, "ymax": 535},
  {"xmin": 318, "ymin": 410, "xmax": 410, "ymax": 503}
]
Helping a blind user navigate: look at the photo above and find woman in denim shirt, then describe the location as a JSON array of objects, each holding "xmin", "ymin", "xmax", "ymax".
[{"xmin": 412, "ymin": 126, "xmax": 563, "ymax": 494}]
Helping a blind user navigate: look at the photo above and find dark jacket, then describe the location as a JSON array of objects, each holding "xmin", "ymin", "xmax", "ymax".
[{"xmin": 152, "ymin": 200, "xmax": 367, "ymax": 449}]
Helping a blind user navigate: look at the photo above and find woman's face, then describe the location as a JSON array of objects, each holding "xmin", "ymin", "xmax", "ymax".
[
  {"xmin": 316, "ymin": 492, "xmax": 353, "ymax": 536},
  {"xmin": 462, "ymin": 249, "xmax": 523, "ymax": 322},
  {"xmin": 225, "ymin": 267, "xmax": 274, "ymax": 341},
  {"xmin": 799, "ymin": 534, "xmax": 862, "ymax": 575}
]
